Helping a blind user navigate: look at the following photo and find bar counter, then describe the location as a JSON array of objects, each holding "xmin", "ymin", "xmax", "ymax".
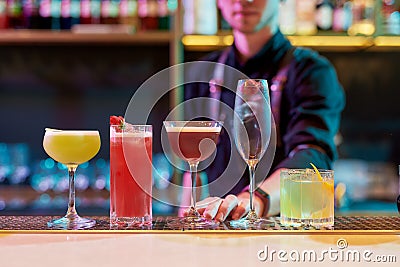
[{"xmin": 0, "ymin": 216, "xmax": 399, "ymax": 267}]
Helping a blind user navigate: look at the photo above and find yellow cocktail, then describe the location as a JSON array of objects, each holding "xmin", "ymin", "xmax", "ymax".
[
  {"xmin": 43, "ymin": 129, "xmax": 101, "ymax": 165},
  {"xmin": 43, "ymin": 128, "xmax": 101, "ymax": 229},
  {"xmin": 280, "ymin": 169, "xmax": 334, "ymax": 228}
]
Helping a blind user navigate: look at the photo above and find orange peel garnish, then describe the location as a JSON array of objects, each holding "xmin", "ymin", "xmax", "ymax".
[{"xmin": 310, "ymin": 163, "xmax": 323, "ymax": 181}]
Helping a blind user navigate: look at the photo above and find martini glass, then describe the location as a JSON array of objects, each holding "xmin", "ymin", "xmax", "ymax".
[
  {"xmin": 43, "ymin": 128, "xmax": 101, "ymax": 229},
  {"xmin": 164, "ymin": 121, "xmax": 222, "ymax": 229}
]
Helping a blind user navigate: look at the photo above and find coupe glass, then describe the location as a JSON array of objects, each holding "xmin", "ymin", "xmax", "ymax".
[
  {"xmin": 164, "ymin": 121, "xmax": 222, "ymax": 229},
  {"xmin": 230, "ymin": 79, "xmax": 275, "ymax": 229},
  {"xmin": 43, "ymin": 128, "xmax": 101, "ymax": 229}
]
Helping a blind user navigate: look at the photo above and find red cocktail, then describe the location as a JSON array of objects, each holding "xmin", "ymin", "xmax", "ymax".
[{"xmin": 110, "ymin": 121, "xmax": 152, "ymax": 228}]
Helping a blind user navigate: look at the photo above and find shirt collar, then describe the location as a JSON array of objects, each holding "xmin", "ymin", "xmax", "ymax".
[{"xmin": 230, "ymin": 30, "xmax": 293, "ymax": 75}]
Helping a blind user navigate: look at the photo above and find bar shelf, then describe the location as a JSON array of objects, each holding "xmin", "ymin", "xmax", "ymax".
[
  {"xmin": 0, "ymin": 30, "xmax": 173, "ymax": 46},
  {"xmin": 182, "ymin": 32, "xmax": 400, "ymax": 52}
]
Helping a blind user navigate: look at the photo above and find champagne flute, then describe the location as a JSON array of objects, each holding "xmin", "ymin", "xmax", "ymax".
[
  {"xmin": 43, "ymin": 128, "xmax": 101, "ymax": 229},
  {"xmin": 230, "ymin": 79, "xmax": 274, "ymax": 229},
  {"xmin": 163, "ymin": 121, "xmax": 221, "ymax": 229}
]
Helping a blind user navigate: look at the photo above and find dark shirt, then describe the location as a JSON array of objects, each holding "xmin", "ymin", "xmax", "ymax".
[{"xmin": 184, "ymin": 30, "xmax": 345, "ymax": 196}]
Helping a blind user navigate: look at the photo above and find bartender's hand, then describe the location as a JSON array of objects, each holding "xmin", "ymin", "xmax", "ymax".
[
  {"xmin": 183, "ymin": 169, "xmax": 281, "ymax": 221},
  {"xmin": 189, "ymin": 192, "xmax": 265, "ymax": 222}
]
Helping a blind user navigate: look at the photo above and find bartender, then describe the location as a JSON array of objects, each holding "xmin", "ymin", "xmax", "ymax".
[{"xmin": 183, "ymin": 0, "xmax": 345, "ymax": 221}]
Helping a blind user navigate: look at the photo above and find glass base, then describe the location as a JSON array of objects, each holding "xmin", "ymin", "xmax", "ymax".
[
  {"xmin": 229, "ymin": 217, "xmax": 275, "ymax": 230},
  {"xmin": 47, "ymin": 214, "xmax": 96, "ymax": 230},
  {"xmin": 166, "ymin": 216, "xmax": 219, "ymax": 230},
  {"xmin": 110, "ymin": 215, "xmax": 152, "ymax": 229},
  {"xmin": 280, "ymin": 216, "xmax": 334, "ymax": 229}
]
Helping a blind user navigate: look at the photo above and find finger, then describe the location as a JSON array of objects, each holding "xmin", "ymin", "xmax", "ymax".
[
  {"xmin": 197, "ymin": 197, "xmax": 220, "ymax": 215},
  {"xmin": 231, "ymin": 198, "xmax": 250, "ymax": 220},
  {"xmin": 215, "ymin": 194, "xmax": 239, "ymax": 222},
  {"xmin": 203, "ymin": 198, "xmax": 223, "ymax": 219}
]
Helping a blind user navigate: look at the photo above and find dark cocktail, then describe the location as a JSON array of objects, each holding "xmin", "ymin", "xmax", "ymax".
[
  {"xmin": 164, "ymin": 121, "xmax": 222, "ymax": 229},
  {"xmin": 166, "ymin": 126, "xmax": 220, "ymax": 163}
]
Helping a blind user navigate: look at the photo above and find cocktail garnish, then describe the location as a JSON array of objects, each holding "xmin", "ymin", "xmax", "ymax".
[
  {"xmin": 110, "ymin": 116, "xmax": 125, "ymax": 132},
  {"xmin": 310, "ymin": 163, "xmax": 333, "ymax": 193},
  {"xmin": 310, "ymin": 163, "xmax": 323, "ymax": 182}
]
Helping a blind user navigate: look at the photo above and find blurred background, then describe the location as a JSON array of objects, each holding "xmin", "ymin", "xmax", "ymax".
[{"xmin": 0, "ymin": 0, "xmax": 399, "ymax": 217}]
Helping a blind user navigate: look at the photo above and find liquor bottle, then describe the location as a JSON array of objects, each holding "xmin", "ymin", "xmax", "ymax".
[
  {"xmin": 167, "ymin": 0, "xmax": 178, "ymax": 22},
  {"xmin": 7, "ymin": 0, "xmax": 24, "ymax": 28},
  {"xmin": 101, "ymin": 0, "xmax": 119, "ymax": 24},
  {"xmin": 138, "ymin": 0, "xmax": 158, "ymax": 30},
  {"xmin": 332, "ymin": 0, "xmax": 344, "ymax": 31},
  {"xmin": 80, "ymin": 0, "xmax": 92, "ymax": 24},
  {"xmin": 69, "ymin": 0, "xmax": 79, "ymax": 26},
  {"xmin": 279, "ymin": 0, "xmax": 296, "ymax": 34},
  {"xmin": 50, "ymin": 0, "xmax": 61, "ymax": 30},
  {"xmin": 119, "ymin": 0, "xmax": 138, "ymax": 29},
  {"xmin": 60, "ymin": 0, "xmax": 71, "ymax": 29},
  {"xmin": 119, "ymin": 0, "xmax": 127, "ymax": 19},
  {"xmin": 91, "ymin": 0, "xmax": 100, "ymax": 24},
  {"xmin": 109, "ymin": 0, "xmax": 120, "ymax": 24},
  {"xmin": 332, "ymin": 0, "xmax": 353, "ymax": 32},
  {"xmin": 0, "ymin": 0, "xmax": 7, "ymax": 29},
  {"xmin": 23, "ymin": 0, "xmax": 40, "ymax": 29},
  {"xmin": 100, "ymin": 0, "xmax": 109, "ymax": 23},
  {"xmin": 157, "ymin": 0, "xmax": 169, "ymax": 30},
  {"xmin": 38, "ymin": 0, "xmax": 51, "ymax": 28},
  {"xmin": 296, "ymin": 0, "xmax": 318, "ymax": 35},
  {"xmin": 348, "ymin": 0, "xmax": 375, "ymax": 35},
  {"xmin": 315, "ymin": 0, "xmax": 334, "ymax": 31}
]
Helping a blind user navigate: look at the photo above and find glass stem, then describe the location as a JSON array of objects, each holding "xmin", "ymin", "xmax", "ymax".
[
  {"xmin": 189, "ymin": 162, "xmax": 199, "ymax": 210},
  {"xmin": 246, "ymin": 161, "xmax": 258, "ymax": 221},
  {"xmin": 248, "ymin": 164, "xmax": 256, "ymax": 212},
  {"xmin": 67, "ymin": 164, "xmax": 78, "ymax": 217}
]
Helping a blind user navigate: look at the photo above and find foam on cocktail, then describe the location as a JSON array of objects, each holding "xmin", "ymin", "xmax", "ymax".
[
  {"xmin": 45, "ymin": 128, "xmax": 99, "ymax": 135},
  {"xmin": 165, "ymin": 126, "xmax": 221, "ymax": 132},
  {"xmin": 111, "ymin": 132, "xmax": 152, "ymax": 138}
]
